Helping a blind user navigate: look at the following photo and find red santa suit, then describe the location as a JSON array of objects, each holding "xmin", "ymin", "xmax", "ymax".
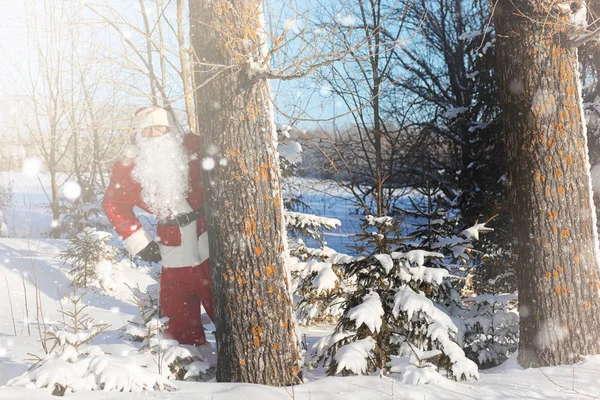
[{"xmin": 102, "ymin": 119, "xmax": 214, "ymax": 346}]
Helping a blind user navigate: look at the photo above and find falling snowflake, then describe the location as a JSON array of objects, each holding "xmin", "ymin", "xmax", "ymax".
[
  {"xmin": 202, "ymin": 157, "xmax": 216, "ymax": 171},
  {"xmin": 63, "ymin": 181, "xmax": 82, "ymax": 201}
]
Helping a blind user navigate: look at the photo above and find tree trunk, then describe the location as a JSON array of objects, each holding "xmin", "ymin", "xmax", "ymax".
[
  {"xmin": 189, "ymin": 0, "xmax": 302, "ymax": 385},
  {"xmin": 494, "ymin": 0, "xmax": 600, "ymax": 367}
]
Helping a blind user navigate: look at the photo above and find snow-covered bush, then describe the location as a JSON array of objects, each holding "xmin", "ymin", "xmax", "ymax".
[
  {"xmin": 59, "ymin": 199, "xmax": 109, "ymax": 238},
  {"xmin": 122, "ymin": 283, "xmax": 160, "ymax": 343},
  {"xmin": 57, "ymin": 227, "xmax": 119, "ymax": 289},
  {"xmin": 148, "ymin": 338, "xmax": 215, "ymax": 382},
  {"xmin": 457, "ymin": 293, "xmax": 519, "ymax": 369},
  {"xmin": 290, "ymin": 246, "xmax": 355, "ymax": 325},
  {"xmin": 7, "ymin": 287, "xmax": 175, "ymax": 394},
  {"xmin": 285, "ymin": 211, "xmax": 354, "ymax": 325},
  {"xmin": 311, "ymin": 215, "xmax": 485, "ymax": 381},
  {"xmin": 286, "ymin": 211, "xmax": 341, "ymax": 250},
  {"xmin": 121, "ymin": 283, "xmax": 216, "ymax": 382}
]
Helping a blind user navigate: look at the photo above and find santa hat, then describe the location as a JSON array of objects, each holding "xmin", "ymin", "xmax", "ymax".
[{"xmin": 133, "ymin": 106, "xmax": 174, "ymax": 136}]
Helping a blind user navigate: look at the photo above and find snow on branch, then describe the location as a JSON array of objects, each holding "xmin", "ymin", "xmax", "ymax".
[
  {"xmin": 346, "ymin": 291, "xmax": 384, "ymax": 334},
  {"xmin": 334, "ymin": 337, "xmax": 376, "ymax": 375}
]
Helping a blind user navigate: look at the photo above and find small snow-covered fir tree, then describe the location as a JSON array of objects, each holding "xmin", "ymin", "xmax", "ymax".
[
  {"xmin": 59, "ymin": 199, "xmax": 110, "ymax": 238},
  {"xmin": 285, "ymin": 211, "xmax": 354, "ymax": 325},
  {"xmin": 57, "ymin": 227, "xmax": 119, "ymax": 289},
  {"xmin": 290, "ymin": 245, "xmax": 355, "ymax": 326},
  {"xmin": 122, "ymin": 283, "xmax": 160, "ymax": 343},
  {"xmin": 121, "ymin": 282, "xmax": 216, "ymax": 382},
  {"xmin": 7, "ymin": 285, "xmax": 174, "ymax": 394},
  {"xmin": 457, "ymin": 293, "xmax": 519, "ymax": 369},
  {"xmin": 399, "ymin": 185, "xmax": 518, "ymax": 369},
  {"xmin": 312, "ymin": 215, "xmax": 485, "ymax": 382}
]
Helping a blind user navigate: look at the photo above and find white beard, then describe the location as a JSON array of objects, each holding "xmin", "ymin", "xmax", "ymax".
[{"xmin": 132, "ymin": 132, "xmax": 190, "ymax": 219}]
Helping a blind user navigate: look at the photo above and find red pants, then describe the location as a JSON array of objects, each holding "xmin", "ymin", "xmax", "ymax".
[{"xmin": 160, "ymin": 261, "xmax": 214, "ymax": 345}]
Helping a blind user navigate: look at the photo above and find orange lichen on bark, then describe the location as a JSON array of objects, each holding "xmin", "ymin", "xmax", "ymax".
[
  {"xmin": 545, "ymin": 189, "xmax": 551, "ymax": 197},
  {"xmin": 245, "ymin": 103, "xmax": 260, "ymax": 121},
  {"xmin": 265, "ymin": 264, "xmax": 274, "ymax": 276},
  {"xmin": 268, "ymin": 285, "xmax": 274, "ymax": 293},
  {"xmin": 254, "ymin": 246, "xmax": 264, "ymax": 256},
  {"xmin": 557, "ymin": 186, "xmax": 565, "ymax": 196},
  {"xmin": 547, "ymin": 210, "xmax": 558, "ymax": 220},
  {"xmin": 551, "ymin": 46, "xmax": 561, "ymax": 60},
  {"xmin": 561, "ymin": 229, "xmax": 570, "ymax": 239},
  {"xmin": 243, "ymin": 217, "xmax": 257, "ymax": 238},
  {"xmin": 544, "ymin": 271, "xmax": 552, "ymax": 279},
  {"xmin": 552, "ymin": 225, "xmax": 558, "ymax": 232},
  {"xmin": 554, "ymin": 286, "xmax": 570, "ymax": 296},
  {"xmin": 536, "ymin": 172, "xmax": 544, "ymax": 183},
  {"xmin": 251, "ymin": 326, "xmax": 263, "ymax": 347},
  {"xmin": 274, "ymin": 193, "xmax": 281, "ymax": 208},
  {"xmin": 574, "ymin": 255, "xmax": 580, "ymax": 264},
  {"xmin": 257, "ymin": 163, "xmax": 270, "ymax": 182},
  {"xmin": 566, "ymin": 86, "xmax": 576, "ymax": 96},
  {"xmin": 256, "ymin": 299, "xmax": 263, "ymax": 306},
  {"xmin": 273, "ymin": 343, "xmax": 280, "ymax": 351},
  {"xmin": 240, "ymin": 360, "xmax": 246, "ymax": 367},
  {"xmin": 553, "ymin": 121, "xmax": 567, "ymax": 136},
  {"xmin": 565, "ymin": 154, "xmax": 573, "ymax": 166},
  {"xmin": 554, "ymin": 169, "xmax": 562, "ymax": 178}
]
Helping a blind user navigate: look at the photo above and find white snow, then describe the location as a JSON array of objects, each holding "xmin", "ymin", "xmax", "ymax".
[
  {"xmin": 278, "ymin": 141, "xmax": 303, "ymax": 165},
  {"xmin": 461, "ymin": 222, "xmax": 494, "ymax": 240},
  {"xmin": 311, "ymin": 264, "xmax": 338, "ymax": 292},
  {"xmin": 346, "ymin": 291, "xmax": 384, "ymax": 334},
  {"xmin": 392, "ymin": 249, "xmax": 444, "ymax": 267},
  {"xmin": 2, "ymin": 172, "xmax": 600, "ymax": 399},
  {"xmin": 334, "ymin": 337, "xmax": 375, "ymax": 375}
]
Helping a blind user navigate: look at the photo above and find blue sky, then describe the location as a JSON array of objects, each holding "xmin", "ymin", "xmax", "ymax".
[{"xmin": 0, "ymin": 0, "xmax": 347, "ymax": 132}]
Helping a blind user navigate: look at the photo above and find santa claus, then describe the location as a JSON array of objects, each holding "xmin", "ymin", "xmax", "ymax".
[{"xmin": 102, "ymin": 106, "xmax": 214, "ymax": 346}]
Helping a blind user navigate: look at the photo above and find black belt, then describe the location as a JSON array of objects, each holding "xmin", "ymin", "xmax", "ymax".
[{"xmin": 159, "ymin": 207, "xmax": 205, "ymax": 227}]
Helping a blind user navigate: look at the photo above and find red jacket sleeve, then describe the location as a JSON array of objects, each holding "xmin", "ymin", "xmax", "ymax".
[{"xmin": 102, "ymin": 160, "xmax": 151, "ymax": 255}]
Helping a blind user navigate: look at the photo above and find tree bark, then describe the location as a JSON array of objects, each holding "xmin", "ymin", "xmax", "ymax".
[
  {"xmin": 494, "ymin": 0, "xmax": 600, "ymax": 367},
  {"xmin": 189, "ymin": 0, "xmax": 302, "ymax": 385}
]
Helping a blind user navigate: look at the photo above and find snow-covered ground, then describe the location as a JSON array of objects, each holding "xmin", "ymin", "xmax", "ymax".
[{"xmin": 1, "ymin": 171, "xmax": 600, "ymax": 399}]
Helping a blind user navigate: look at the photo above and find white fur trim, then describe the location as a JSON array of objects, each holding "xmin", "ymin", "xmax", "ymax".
[
  {"xmin": 124, "ymin": 229, "xmax": 153, "ymax": 256},
  {"xmin": 135, "ymin": 108, "xmax": 172, "ymax": 135},
  {"xmin": 158, "ymin": 200, "xmax": 202, "ymax": 268},
  {"xmin": 198, "ymin": 231, "xmax": 210, "ymax": 264}
]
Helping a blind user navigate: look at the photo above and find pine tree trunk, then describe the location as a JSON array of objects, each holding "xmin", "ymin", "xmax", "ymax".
[
  {"xmin": 494, "ymin": 1, "xmax": 600, "ymax": 367},
  {"xmin": 189, "ymin": 0, "xmax": 302, "ymax": 385}
]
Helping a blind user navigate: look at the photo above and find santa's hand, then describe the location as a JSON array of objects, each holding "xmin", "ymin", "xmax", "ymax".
[{"xmin": 138, "ymin": 241, "xmax": 162, "ymax": 263}]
